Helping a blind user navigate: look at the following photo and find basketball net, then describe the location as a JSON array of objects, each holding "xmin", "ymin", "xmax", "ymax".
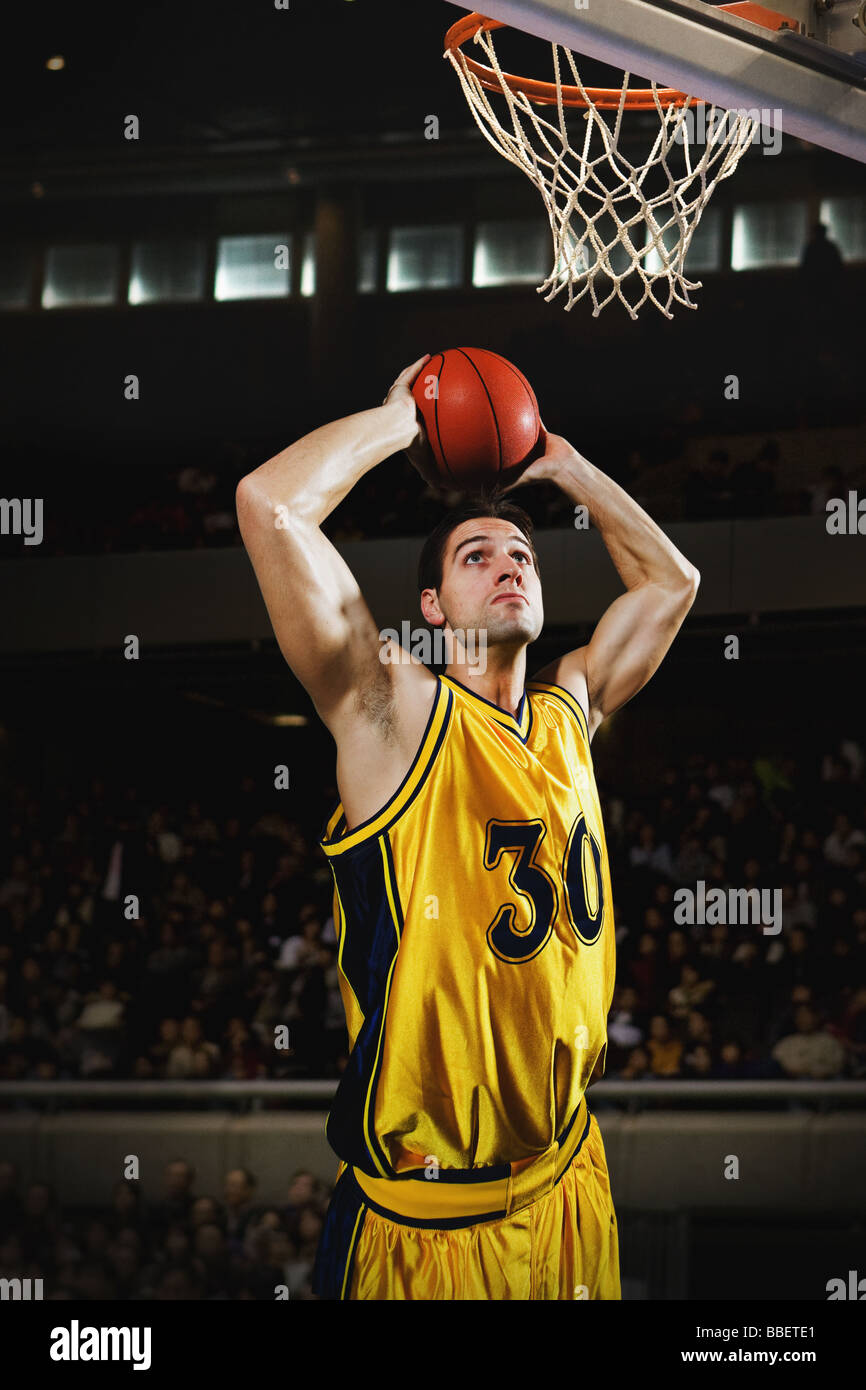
[{"xmin": 445, "ymin": 17, "xmax": 760, "ymax": 319}]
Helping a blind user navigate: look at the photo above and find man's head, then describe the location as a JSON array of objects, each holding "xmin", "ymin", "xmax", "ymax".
[
  {"xmin": 224, "ymin": 1168, "xmax": 255, "ymax": 1209},
  {"xmin": 794, "ymin": 1005, "xmax": 818, "ymax": 1034},
  {"xmin": 164, "ymin": 1159, "xmax": 194, "ymax": 1200},
  {"xmin": 418, "ymin": 499, "xmax": 543, "ymax": 655},
  {"xmin": 287, "ymin": 1170, "xmax": 317, "ymax": 1208},
  {"xmin": 190, "ymin": 1196, "xmax": 220, "ymax": 1228}
]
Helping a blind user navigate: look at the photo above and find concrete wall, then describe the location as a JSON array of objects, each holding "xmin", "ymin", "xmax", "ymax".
[
  {"xmin": 2, "ymin": 515, "xmax": 865, "ymax": 656},
  {"xmin": 2, "ymin": 1109, "xmax": 864, "ymax": 1213}
]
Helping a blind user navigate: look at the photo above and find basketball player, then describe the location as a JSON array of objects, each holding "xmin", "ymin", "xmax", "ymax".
[{"xmin": 235, "ymin": 354, "xmax": 700, "ymax": 1300}]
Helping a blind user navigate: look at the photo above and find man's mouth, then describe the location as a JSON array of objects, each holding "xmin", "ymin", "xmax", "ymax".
[{"xmin": 492, "ymin": 592, "xmax": 528, "ymax": 604}]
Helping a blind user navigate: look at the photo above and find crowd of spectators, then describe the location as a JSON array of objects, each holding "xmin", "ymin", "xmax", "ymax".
[
  {"xmin": 8, "ymin": 427, "xmax": 865, "ymax": 559},
  {"xmin": 1, "ymin": 739, "xmax": 864, "ymax": 1086},
  {"xmin": 0, "ymin": 779, "xmax": 346, "ymax": 1083},
  {"xmin": 2, "ymin": 733, "xmax": 864, "ymax": 1300},
  {"xmin": 0, "ymin": 1158, "xmax": 325, "ymax": 1300},
  {"xmin": 604, "ymin": 739, "xmax": 866, "ymax": 1081}
]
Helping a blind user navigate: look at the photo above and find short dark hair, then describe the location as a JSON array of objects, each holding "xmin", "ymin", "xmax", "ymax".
[{"xmin": 417, "ymin": 495, "xmax": 540, "ymax": 593}]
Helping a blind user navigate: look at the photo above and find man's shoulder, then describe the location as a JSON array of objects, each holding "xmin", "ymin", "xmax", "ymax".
[
  {"xmin": 529, "ymin": 650, "xmax": 589, "ymax": 704},
  {"xmin": 528, "ymin": 652, "xmax": 592, "ymax": 737}
]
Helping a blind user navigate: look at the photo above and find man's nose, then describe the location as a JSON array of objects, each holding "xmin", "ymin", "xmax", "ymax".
[{"xmin": 498, "ymin": 564, "xmax": 522, "ymax": 585}]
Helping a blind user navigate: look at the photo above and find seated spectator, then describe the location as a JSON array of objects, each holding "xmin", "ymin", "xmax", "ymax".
[
  {"xmin": 148, "ymin": 1017, "xmax": 182, "ymax": 1075},
  {"xmin": 672, "ymin": 831, "xmax": 713, "ymax": 882},
  {"xmin": 628, "ymin": 824, "xmax": 674, "ymax": 879},
  {"xmin": 194, "ymin": 1223, "xmax": 232, "ymax": 1297},
  {"xmin": 628, "ymin": 933, "xmax": 660, "ymax": 1009},
  {"xmin": 276, "ymin": 917, "xmax": 324, "ymax": 972},
  {"xmin": 660, "ymin": 930, "xmax": 691, "ymax": 996},
  {"xmin": 284, "ymin": 1171, "xmax": 324, "ymax": 1219},
  {"xmin": 76, "ymin": 979, "xmax": 125, "ymax": 1032},
  {"xmin": 108, "ymin": 1180, "xmax": 145, "ymax": 1235},
  {"xmin": 262, "ymin": 1227, "xmax": 300, "ymax": 1296},
  {"xmin": 682, "ymin": 1043, "xmax": 713, "ymax": 1077},
  {"xmin": 107, "ymin": 1236, "xmax": 143, "ymax": 1299},
  {"xmin": 831, "ymin": 987, "xmax": 866, "ymax": 1077},
  {"xmin": 282, "ymin": 1206, "xmax": 323, "ymax": 1300},
  {"xmin": 646, "ymin": 1016, "xmax": 683, "ymax": 1077},
  {"xmin": 771, "ymin": 1005, "xmax": 847, "ymax": 1079},
  {"xmin": 18, "ymin": 1182, "xmax": 60, "ymax": 1265},
  {"xmin": 712, "ymin": 1039, "xmax": 748, "ymax": 1079},
  {"xmin": 74, "ymin": 981, "xmax": 126, "ymax": 1076},
  {"xmin": 223, "ymin": 1169, "xmax": 259, "ymax": 1245},
  {"xmin": 190, "ymin": 1196, "xmax": 223, "ymax": 1230},
  {"xmin": 620, "ymin": 1046, "xmax": 649, "ymax": 1079},
  {"xmin": 823, "ymin": 813, "xmax": 866, "ymax": 869},
  {"xmin": 150, "ymin": 1160, "xmax": 196, "ymax": 1234},
  {"xmin": 685, "ymin": 1010, "xmax": 713, "ymax": 1047},
  {"xmin": 607, "ymin": 985, "xmax": 645, "ymax": 1052},
  {"xmin": 166, "ymin": 1017, "xmax": 220, "ymax": 1079},
  {"xmin": 221, "ymin": 1018, "xmax": 266, "ymax": 1080},
  {"xmin": 668, "ymin": 963, "xmax": 715, "ymax": 1019},
  {"xmin": 155, "ymin": 1263, "xmax": 206, "ymax": 1300}
]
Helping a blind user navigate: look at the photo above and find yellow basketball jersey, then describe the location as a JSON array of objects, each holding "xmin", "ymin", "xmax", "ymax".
[{"xmin": 319, "ymin": 672, "xmax": 616, "ymax": 1179}]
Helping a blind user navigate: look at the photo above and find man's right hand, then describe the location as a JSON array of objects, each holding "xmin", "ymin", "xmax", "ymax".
[{"xmin": 382, "ymin": 354, "xmax": 442, "ymax": 493}]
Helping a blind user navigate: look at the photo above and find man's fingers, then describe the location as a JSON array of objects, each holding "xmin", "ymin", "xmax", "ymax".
[
  {"xmin": 398, "ymin": 353, "xmax": 432, "ymax": 388},
  {"xmin": 383, "ymin": 354, "xmax": 432, "ymax": 406}
]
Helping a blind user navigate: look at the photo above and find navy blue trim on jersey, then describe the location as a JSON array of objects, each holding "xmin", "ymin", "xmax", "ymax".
[
  {"xmin": 361, "ymin": 1189, "xmax": 507, "ymax": 1231},
  {"xmin": 440, "ymin": 672, "xmax": 533, "ymax": 746},
  {"xmin": 402, "ymin": 1161, "xmax": 512, "ymax": 1183},
  {"xmin": 557, "ymin": 1096, "xmax": 591, "ymax": 1152},
  {"xmin": 325, "ymin": 834, "xmax": 403, "ymax": 1178},
  {"xmin": 311, "ymin": 1167, "xmax": 368, "ymax": 1300},
  {"xmin": 345, "ymin": 1102, "xmax": 594, "ymax": 1234},
  {"xmin": 525, "ymin": 679, "xmax": 590, "ymax": 748},
  {"xmin": 318, "ymin": 680, "xmax": 453, "ymax": 850}
]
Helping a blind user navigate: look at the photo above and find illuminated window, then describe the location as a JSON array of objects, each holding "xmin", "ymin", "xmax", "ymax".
[
  {"xmin": 43, "ymin": 244, "xmax": 119, "ymax": 307},
  {"xmin": 386, "ymin": 226, "xmax": 463, "ymax": 292},
  {"xmin": 129, "ymin": 240, "xmax": 206, "ymax": 304},
  {"xmin": 643, "ymin": 208, "xmax": 723, "ymax": 274},
  {"xmin": 820, "ymin": 196, "xmax": 866, "ymax": 262},
  {"xmin": 731, "ymin": 203, "xmax": 807, "ymax": 270},
  {"xmin": 215, "ymin": 234, "xmax": 290, "ymax": 301},
  {"xmin": 358, "ymin": 229, "xmax": 378, "ymax": 293},
  {"xmin": 473, "ymin": 220, "xmax": 549, "ymax": 286},
  {"xmin": 541, "ymin": 215, "xmax": 631, "ymax": 282},
  {"xmin": 300, "ymin": 233, "xmax": 315, "ymax": 297}
]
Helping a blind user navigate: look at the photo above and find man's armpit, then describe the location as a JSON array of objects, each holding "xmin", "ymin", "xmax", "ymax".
[{"xmin": 352, "ymin": 660, "xmax": 398, "ymax": 742}]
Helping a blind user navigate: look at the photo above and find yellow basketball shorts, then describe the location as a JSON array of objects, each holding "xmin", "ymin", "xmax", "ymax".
[{"xmin": 312, "ymin": 1106, "xmax": 620, "ymax": 1300}]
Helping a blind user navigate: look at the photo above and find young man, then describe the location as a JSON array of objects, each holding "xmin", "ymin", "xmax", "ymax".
[{"xmin": 235, "ymin": 354, "xmax": 699, "ymax": 1300}]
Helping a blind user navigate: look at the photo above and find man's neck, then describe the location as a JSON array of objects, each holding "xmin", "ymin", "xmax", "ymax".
[{"xmin": 444, "ymin": 652, "xmax": 528, "ymax": 720}]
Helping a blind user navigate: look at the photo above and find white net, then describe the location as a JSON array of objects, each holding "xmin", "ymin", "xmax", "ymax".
[{"xmin": 446, "ymin": 24, "xmax": 760, "ymax": 319}]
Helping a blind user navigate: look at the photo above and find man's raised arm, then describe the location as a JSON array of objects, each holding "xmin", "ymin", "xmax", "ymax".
[
  {"xmin": 518, "ymin": 433, "xmax": 700, "ymax": 738},
  {"xmin": 234, "ymin": 356, "xmax": 428, "ymax": 727}
]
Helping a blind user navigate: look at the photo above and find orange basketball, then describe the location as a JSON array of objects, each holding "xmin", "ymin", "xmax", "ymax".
[{"xmin": 411, "ymin": 347, "xmax": 542, "ymax": 490}]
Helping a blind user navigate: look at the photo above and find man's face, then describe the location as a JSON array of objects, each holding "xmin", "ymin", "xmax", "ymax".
[
  {"xmin": 421, "ymin": 518, "xmax": 543, "ymax": 653},
  {"xmin": 288, "ymin": 1173, "xmax": 316, "ymax": 1207},
  {"xmin": 191, "ymin": 1198, "xmax": 217, "ymax": 1227},
  {"xmin": 224, "ymin": 1170, "xmax": 250, "ymax": 1207},
  {"xmin": 165, "ymin": 1161, "xmax": 191, "ymax": 1198}
]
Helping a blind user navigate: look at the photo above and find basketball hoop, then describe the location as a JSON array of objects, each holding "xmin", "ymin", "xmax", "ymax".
[{"xmin": 445, "ymin": 13, "xmax": 762, "ymax": 318}]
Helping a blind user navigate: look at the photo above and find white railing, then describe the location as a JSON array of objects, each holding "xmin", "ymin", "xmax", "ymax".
[{"xmin": 0, "ymin": 1079, "xmax": 864, "ymax": 1105}]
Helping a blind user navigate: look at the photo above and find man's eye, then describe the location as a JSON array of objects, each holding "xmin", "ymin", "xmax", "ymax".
[{"xmin": 464, "ymin": 549, "xmax": 530, "ymax": 563}]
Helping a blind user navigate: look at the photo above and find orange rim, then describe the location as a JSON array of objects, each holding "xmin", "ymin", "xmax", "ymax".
[{"xmin": 445, "ymin": 13, "xmax": 704, "ymax": 111}]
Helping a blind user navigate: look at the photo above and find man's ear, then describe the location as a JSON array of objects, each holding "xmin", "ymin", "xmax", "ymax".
[{"xmin": 420, "ymin": 588, "xmax": 444, "ymax": 626}]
